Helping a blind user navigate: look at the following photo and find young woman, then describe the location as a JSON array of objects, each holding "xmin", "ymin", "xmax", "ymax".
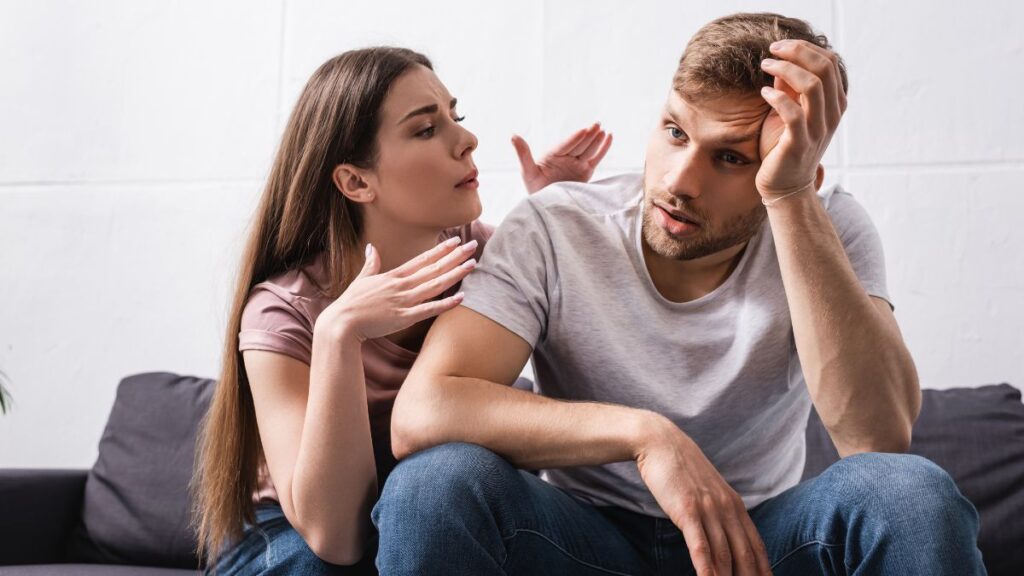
[{"xmin": 192, "ymin": 47, "xmax": 612, "ymax": 575}]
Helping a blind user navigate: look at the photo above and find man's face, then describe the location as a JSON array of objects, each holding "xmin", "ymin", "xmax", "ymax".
[{"xmin": 642, "ymin": 90, "xmax": 771, "ymax": 261}]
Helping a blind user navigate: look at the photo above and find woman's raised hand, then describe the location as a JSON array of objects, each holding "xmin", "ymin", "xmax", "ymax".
[
  {"xmin": 317, "ymin": 237, "xmax": 478, "ymax": 342},
  {"xmin": 512, "ymin": 122, "xmax": 613, "ymax": 195}
]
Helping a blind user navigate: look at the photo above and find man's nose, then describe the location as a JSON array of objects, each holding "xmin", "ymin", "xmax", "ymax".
[{"xmin": 663, "ymin": 150, "xmax": 703, "ymax": 200}]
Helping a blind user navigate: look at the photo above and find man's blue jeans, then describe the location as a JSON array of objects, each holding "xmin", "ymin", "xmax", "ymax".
[{"xmin": 372, "ymin": 442, "xmax": 986, "ymax": 575}]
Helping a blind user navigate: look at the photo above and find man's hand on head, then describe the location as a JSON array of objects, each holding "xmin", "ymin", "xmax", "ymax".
[{"xmin": 756, "ymin": 39, "xmax": 847, "ymax": 201}]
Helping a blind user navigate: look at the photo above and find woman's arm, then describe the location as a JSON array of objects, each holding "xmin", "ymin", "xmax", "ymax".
[
  {"xmin": 245, "ymin": 337, "xmax": 374, "ymax": 566},
  {"xmin": 246, "ymin": 238, "xmax": 478, "ymax": 565}
]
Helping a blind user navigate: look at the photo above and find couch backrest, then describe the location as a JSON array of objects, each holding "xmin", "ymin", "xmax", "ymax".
[{"xmin": 803, "ymin": 383, "xmax": 1024, "ymax": 575}]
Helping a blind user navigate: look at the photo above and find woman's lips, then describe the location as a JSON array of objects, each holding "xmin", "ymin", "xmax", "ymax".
[{"xmin": 456, "ymin": 169, "xmax": 479, "ymax": 189}]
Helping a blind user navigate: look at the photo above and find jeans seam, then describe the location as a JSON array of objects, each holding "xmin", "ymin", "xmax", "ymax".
[
  {"xmin": 501, "ymin": 528, "xmax": 637, "ymax": 576},
  {"xmin": 769, "ymin": 539, "xmax": 845, "ymax": 571}
]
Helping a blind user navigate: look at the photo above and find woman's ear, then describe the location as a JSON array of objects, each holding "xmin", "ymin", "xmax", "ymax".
[{"xmin": 332, "ymin": 164, "xmax": 377, "ymax": 204}]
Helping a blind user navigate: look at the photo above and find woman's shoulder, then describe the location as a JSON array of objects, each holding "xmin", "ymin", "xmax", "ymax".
[{"xmin": 238, "ymin": 255, "xmax": 335, "ymax": 364}]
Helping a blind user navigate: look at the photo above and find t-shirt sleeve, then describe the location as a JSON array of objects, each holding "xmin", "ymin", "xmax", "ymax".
[
  {"xmin": 459, "ymin": 199, "xmax": 555, "ymax": 348},
  {"xmin": 824, "ymin": 189, "xmax": 892, "ymax": 309},
  {"xmin": 238, "ymin": 285, "xmax": 315, "ymax": 365}
]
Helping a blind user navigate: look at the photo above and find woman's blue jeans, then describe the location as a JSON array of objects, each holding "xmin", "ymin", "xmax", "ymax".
[
  {"xmin": 207, "ymin": 503, "xmax": 377, "ymax": 576},
  {"xmin": 372, "ymin": 442, "xmax": 987, "ymax": 575}
]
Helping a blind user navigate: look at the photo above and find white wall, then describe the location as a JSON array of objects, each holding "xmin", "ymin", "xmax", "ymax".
[{"xmin": 2, "ymin": 1, "xmax": 1022, "ymax": 468}]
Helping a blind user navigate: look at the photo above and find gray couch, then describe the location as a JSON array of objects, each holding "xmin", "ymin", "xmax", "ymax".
[{"xmin": 2, "ymin": 372, "xmax": 1022, "ymax": 575}]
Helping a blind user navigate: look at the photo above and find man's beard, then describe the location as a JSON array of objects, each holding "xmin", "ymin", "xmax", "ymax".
[{"xmin": 641, "ymin": 195, "xmax": 767, "ymax": 261}]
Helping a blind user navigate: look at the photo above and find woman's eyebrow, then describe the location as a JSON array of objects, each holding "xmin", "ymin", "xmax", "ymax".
[{"xmin": 398, "ymin": 98, "xmax": 458, "ymax": 125}]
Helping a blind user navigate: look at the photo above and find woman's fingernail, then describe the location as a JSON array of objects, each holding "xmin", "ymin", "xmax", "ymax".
[
  {"xmin": 770, "ymin": 40, "xmax": 787, "ymax": 51},
  {"xmin": 365, "ymin": 243, "xmax": 373, "ymax": 257},
  {"xmin": 462, "ymin": 239, "xmax": 479, "ymax": 252},
  {"xmin": 761, "ymin": 86, "xmax": 776, "ymax": 97},
  {"xmin": 762, "ymin": 58, "xmax": 778, "ymax": 67},
  {"xmin": 444, "ymin": 236, "xmax": 462, "ymax": 247}
]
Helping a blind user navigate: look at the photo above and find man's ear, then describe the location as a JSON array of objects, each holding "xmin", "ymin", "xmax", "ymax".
[
  {"xmin": 332, "ymin": 164, "xmax": 376, "ymax": 204},
  {"xmin": 814, "ymin": 164, "xmax": 825, "ymax": 191}
]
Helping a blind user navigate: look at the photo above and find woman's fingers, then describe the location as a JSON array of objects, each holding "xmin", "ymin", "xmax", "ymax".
[
  {"xmin": 553, "ymin": 123, "xmax": 598, "ymax": 155},
  {"xmin": 391, "ymin": 236, "xmax": 464, "ymax": 277},
  {"xmin": 568, "ymin": 123, "xmax": 602, "ymax": 156},
  {"xmin": 401, "ymin": 239, "xmax": 478, "ymax": 286},
  {"xmin": 402, "ymin": 257, "xmax": 477, "ymax": 304},
  {"xmin": 402, "ymin": 291, "xmax": 466, "ymax": 324},
  {"xmin": 357, "ymin": 243, "xmax": 382, "ymax": 278},
  {"xmin": 511, "ymin": 135, "xmax": 540, "ymax": 179},
  {"xmin": 577, "ymin": 130, "xmax": 609, "ymax": 163},
  {"xmin": 588, "ymin": 132, "xmax": 614, "ymax": 168}
]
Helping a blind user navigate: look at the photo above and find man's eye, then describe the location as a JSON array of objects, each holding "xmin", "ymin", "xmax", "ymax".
[{"xmin": 722, "ymin": 152, "xmax": 746, "ymax": 165}]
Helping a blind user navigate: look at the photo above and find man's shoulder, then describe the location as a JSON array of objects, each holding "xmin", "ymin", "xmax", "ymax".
[
  {"xmin": 815, "ymin": 183, "xmax": 876, "ymax": 231},
  {"xmin": 526, "ymin": 172, "xmax": 644, "ymax": 219}
]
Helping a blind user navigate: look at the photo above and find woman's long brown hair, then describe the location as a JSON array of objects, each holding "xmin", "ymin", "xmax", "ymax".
[{"xmin": 191, "ymin": 47, "xmax": 432, "ymax": 568}]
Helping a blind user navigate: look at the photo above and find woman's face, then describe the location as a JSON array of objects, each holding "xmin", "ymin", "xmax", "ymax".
[{"xmin": 362, "ymin": 65, "xmax": 481, "ymax": 232}]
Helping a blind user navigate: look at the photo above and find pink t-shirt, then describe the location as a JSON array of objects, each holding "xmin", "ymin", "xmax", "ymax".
[{"xmin": 239, "ymin": 221, "xmax": 493, "ymax": 503}]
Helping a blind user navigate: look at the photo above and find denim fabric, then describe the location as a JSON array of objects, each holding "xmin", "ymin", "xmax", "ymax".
[
  {"xmin": 373, "ymin": 442, "xmax": 987, "ymax": 575},
  {"xmin": 208, "ymin": 504, "xmax": 377, "ymax": 576}
]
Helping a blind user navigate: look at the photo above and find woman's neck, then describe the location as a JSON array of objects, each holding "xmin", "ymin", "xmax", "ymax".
[{"xmin": 358, "ymin": 216, "xmax": 444, "ymax": 274}]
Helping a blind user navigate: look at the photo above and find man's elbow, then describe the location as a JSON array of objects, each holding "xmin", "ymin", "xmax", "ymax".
[
  {"xmin": 838, "ymin": 428, "xmax": 912, "ymax": 458},
  {"xmin": 390, "ymin": 375, "xmax": 444, "ymax": 461}
]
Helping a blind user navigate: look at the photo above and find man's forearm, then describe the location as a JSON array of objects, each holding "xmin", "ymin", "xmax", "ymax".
[
  {"xmin": 392, "ymin": 373, "xmax": 666, "ymax": 469},
  {"xmin": 767, "ymin": 188, "xmax": 920, "ymax": 456}
]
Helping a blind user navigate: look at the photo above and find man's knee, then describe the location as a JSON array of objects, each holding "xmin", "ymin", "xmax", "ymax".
[
  {"xmin": 372, "ymin": 442, "xmax": 516, "ymax": 528},
  {"xmin": 822, "ymin": 453, "xmax": 976, "ymax": 524}
]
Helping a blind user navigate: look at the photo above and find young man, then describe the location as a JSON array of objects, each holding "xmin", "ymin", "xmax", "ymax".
[{"xmin": 373, "ymin": 13, "xmax": 986, "ymax": 576}]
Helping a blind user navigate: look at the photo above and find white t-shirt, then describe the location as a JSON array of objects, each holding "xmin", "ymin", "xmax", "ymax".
[{"xmin": 460, "ymin": 172, "xmax": 890, "ymax": 515}]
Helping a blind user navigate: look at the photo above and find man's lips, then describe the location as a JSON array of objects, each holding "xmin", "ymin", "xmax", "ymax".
[{"xmin": 653, "ymin": 200, "xmax": 701, "ymax": 226}]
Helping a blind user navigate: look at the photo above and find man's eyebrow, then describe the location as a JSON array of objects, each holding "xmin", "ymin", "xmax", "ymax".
[
  {"xmin": 715, "ymin": 131, "xmax": 760, "ymax": 146},
  {"xmin": 398, "ymin": 98, "xmax": 458, "ymax": 125},
  {"xmin": 663, "ymin": 106, "xmax": 759, "ymax": 147}
]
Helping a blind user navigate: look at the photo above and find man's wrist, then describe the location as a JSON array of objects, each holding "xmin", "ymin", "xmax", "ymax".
[
  {"xmin": 626, "ymin": 409, "xmax": 678, "ymax": 461},
  {"xmin": 757, "ymin": 181, "xmax": 816, "ymax": 205}
]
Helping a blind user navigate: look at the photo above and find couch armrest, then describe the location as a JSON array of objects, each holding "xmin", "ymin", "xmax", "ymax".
[{"xmin": 0, "ymin": 469, "xmax": 87, "ymax": 565}]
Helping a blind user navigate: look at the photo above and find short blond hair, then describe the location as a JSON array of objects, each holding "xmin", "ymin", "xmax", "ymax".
[{"xmin": 675, "ymin": 12, "xmax": 848, "ymax": 102}]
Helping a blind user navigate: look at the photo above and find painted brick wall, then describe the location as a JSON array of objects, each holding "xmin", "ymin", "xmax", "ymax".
[{"xmin": 2, "ymin": 1, "xmax": 1021, "ymax": 467}]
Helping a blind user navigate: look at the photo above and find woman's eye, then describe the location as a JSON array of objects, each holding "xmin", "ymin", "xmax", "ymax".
[
  {"xmin": 454, "ymin": 114, "xmax": 466, "ymax": 123},
  {"xmin": 668, "ymin": 126, "xmax": 685, "ymax": 140},
  {"xmin": 416, "ymin": 126, "xmax": 435, "ymax": 138},
  {"xmin": 722, "ymin": 152, "xmax": 746, "ymax": 165}
]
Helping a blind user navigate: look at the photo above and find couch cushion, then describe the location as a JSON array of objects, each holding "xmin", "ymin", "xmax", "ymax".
[
  {"xmin": 68, "ymin": 372, "xmax": 213, "ymax": 568},
  {"xmin": 0, "ymin": 565, "xmax": 193, "ymax": 576},
  {"xmin": 803, "ymin": 383, "xmax": 1024, "ymax": 576}
]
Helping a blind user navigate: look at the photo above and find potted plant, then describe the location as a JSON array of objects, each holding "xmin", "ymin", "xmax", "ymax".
[{"xmin": 0, "ymin": 370, "xmax": 11, "ymax": 414}]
